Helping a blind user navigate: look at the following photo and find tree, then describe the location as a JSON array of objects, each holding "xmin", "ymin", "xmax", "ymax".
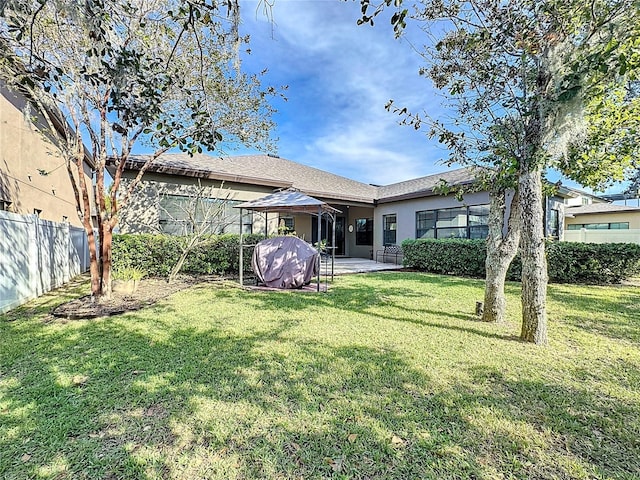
[
  {"xmin": 156, "ymin": 181, "xmax": 236, "ymax": 283},
  {"xmin": 358, "ymin": 0, "xmax": 639, "ymax": 344},
  {"xmin": 0, "ymin": 0, "xmax": 277, "ymax": 299},
  {"xmin": 480, "ymin": 174, "xmax": 520, "ymax": 324},
  {"xmin": 557, "ymin": 83, "xmax": 640, "ymax": 191},
  {"xmin": 435, "ymin": 166, "xmax": 521, "ymax": 324}
]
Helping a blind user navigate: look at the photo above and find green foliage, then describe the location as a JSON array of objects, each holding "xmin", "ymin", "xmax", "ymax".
[
  {"xmin": 111, "ymin": 266, "xmax": 145, "ymax": 281},
  {"xmin": 402, "ymin": 239, "xmax": 487, "ymax": 278},
  {"xmin": 557, "ymin": 85, "xmax": 640, "ymax": 190},
  {"xmin": 0, "ymin": 0, "xmax": 278, "ymax": 297},
  {"xmin": 403, "ymin": 238, "xmax": 640, "ymax": 284},
  {"xmin": 112, "ymin": 233, "xmax": 265, "ymax": 277},
  {"xmin": 546, "ymin": 241, "xmax": 640, "ymax": 284},
  {"xmin": 112, "ymin": 234, "xmax": 183, "ymax": 277}
]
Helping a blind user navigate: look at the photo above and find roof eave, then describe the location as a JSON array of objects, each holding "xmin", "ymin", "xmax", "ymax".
[{"xmin": 114, "ymin": 160, "xmax": 293, "ymax": 189}]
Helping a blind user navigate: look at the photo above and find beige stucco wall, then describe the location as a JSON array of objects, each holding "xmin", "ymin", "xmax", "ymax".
[
  {"xmin": 344, "ymin": 205, "xmax": 375, "ymax": 259},
  {"xmin": 0, "ymin": 83, "xmax": 92, "ymax": 227},
  {"xmin": 116, "ymin": 172, "xmax": 280, "ymax": 234},
  {"xmin": 565, "ymin": 211, "xmax": 640, "ymax": 230},
  {"xmin": 284, "ymin": 203, "xmax": 375, "ymax": 257}
]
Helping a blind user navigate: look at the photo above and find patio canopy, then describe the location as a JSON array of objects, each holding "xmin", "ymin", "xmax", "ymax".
[
  {"xmin": 235, "ymin": 189, "xmax": 341, "ymax": 291},
  {"xmin": 235, "ymin": 189, "xmax": 341, "ymax": 214}
]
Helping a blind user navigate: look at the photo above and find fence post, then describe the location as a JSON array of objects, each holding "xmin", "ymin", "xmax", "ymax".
[{"xmin": 28, "ymin": 214, "xmax": 40, "ymax": 297}]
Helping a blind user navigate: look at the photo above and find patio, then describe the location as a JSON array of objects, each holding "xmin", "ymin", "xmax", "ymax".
[{"xmin": 320, "ymin": 257, "xmax": 404, "ymax": 275}]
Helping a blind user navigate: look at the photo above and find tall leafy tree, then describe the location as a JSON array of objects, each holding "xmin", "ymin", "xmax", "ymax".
[
  {"xmin": 358, "ymin": 0, "xmax": 639, "ymax": 344},
  {"xmin": 0, "ymin": 0, "xmax": 277, "ymax": 299}
]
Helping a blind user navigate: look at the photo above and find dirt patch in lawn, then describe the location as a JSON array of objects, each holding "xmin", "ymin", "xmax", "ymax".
[{"xmin": 51, "ymin": 276, "xmax": 229, "ymax": 320}]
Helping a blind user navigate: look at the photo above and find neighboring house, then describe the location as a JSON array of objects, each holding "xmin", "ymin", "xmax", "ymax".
[
  {"xmin": 111, "ymin": 153, "xmax": 639, "ymax": 260},
  {"xmin": 564, "ymin": 203, "xmax": 640, "ymax": 244},
  {"xmin": 0, "ymin": 81, "xmax": 95, "ymax": 227}
]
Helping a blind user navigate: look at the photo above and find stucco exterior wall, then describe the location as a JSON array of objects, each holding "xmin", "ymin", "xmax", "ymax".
[
  {"xmin": 284, "ymin": 204, "xmax": 375, "ymax": 257},
  {"xmin": 0, "ymin": 84, "xmax": 92, "ymax": 227},
  {"xmin": 373, "ymin": 191, "xmax": 491, "ymax": 255},
  {"xmin": 565, "ymin": 211, "xmax": 640, "ymax": 230},
  {"xmin": 117, "ymin": 172, "xmax": 280, "ymax": 234}
]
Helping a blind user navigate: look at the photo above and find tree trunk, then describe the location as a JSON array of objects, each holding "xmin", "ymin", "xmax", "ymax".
[
  {"xmin": 482, "ymin": 189, "xmax": 520, "ymax": 323},
  {"xmin": 101, "ymin": 224, "xmax": 113, "ymax": 299},
  {"xmin": 518, "ymin": 167, "xmax": 548, "ymax": 345}
]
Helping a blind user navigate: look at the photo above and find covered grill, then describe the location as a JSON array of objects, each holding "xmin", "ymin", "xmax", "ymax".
[{"xmin": 252, "ymin": 236, "xmax": 318, "ymax": 288}]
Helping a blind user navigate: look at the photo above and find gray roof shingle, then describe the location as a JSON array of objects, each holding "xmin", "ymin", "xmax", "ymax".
[
  {"xmin": 376, "ymin": 167, "xmax": 478, "ymax": 202},
  {"xmin": 124, "ymin": 154, "xmax": 378, "ymax": 203},
  {"xmin": 122, "ymin": 154, "xmax": 479, "ymax": 204},
  {"xmin": 566, "ymin": 203, "xmax": 640, "ymax": 216}
]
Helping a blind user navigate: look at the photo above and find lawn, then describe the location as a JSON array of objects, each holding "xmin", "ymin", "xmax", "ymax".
[{"xmin": 1, "ymin": 272, "xmax": 639, "ymax": 479}]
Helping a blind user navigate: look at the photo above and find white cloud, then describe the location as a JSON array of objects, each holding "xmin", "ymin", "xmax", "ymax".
[{"xmin": 238, "ymin": 0, "xmax": 454, "ymax": 185}]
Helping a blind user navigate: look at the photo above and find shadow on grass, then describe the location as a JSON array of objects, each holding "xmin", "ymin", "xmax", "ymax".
[
  {"xmin": 2, "ymin": 290, "xmax": 639, "ymax": 479},
  {"xmin": 547, "ymin": 285, "xmax": 640, "ymax": 343}
]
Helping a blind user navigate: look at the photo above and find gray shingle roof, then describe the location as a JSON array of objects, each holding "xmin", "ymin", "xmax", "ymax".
[
  {"xmin": 125, "ymin": 154, "xmax": 378, "ymax": 203},
  {"xmin": 566, "ymin": 203, "xmax": 640, "ymax": 216},
  {"xmin": 376, "ymin": 167, "xmax": 478, "ymax": 202},
  {"xmin": 122, "ymin": 154, "xmax": 479, "ymax": 204}
]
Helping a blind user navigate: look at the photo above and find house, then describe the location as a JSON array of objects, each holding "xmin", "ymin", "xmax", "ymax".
[
  {"xmin": 0, "ymin": 81, "xmax": 95, "ymax": 227},
  {"xmin": 111, "ymin": 153, "xmax": 640, "ymax": 260},
  {"xmin": 564, "ymin": 203, "xmax": 640, "ymax": 244},
  {"xmin": 112, "ymin": 154, "xmax": 502, "ymax": 259}
]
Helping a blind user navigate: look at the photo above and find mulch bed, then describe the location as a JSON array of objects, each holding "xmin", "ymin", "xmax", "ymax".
[
  {"xmin": 51, "ymin": 276, "xmax": 219, "ymax": 320},
  {"xmin": 50, "ymin": 273, "xmax": 331, "ymax": 320}
]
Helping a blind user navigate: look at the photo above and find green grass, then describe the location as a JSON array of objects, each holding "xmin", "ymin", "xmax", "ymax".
[{"xmin": 1, "ymin": 272, "xmax": 639, "ymax": 479}]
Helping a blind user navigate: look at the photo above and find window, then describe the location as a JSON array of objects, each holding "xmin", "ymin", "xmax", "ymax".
[
  {"xmin": 610, "ymin": 222, "xmax": 629, "ymax": 229},
  {"xmin": 0, "ymin": 200, "xmax": 12, "ymax": 211},
  {"xmin": 278, "ymin": 216, "xmax": 295, "ymax": 234},
  {"xmin": 468, "ymin": 205, "xmax": 489, "ymax": 239},
  {"xmin": 383, "ymin": 214, "xmax": 397, "ymax": 245},
  {"xmin": 548, "ymin": 209, "xmax": 559, "ymax": 238},
  {"xmin": 355, "ymin": 218, "xmax": 373, "ymax": 245},
  {"xmin": 415, "ymin": 205, "xmax": 490, "ymax": 240},
  {"xmin": 242, "ymin": 211, "xmax": 253, "ymax": 234},
  {"xmin": 62, "ymin": 216, "xmax": 68, "ymax": 223},
  {"xmin": 567, "ymin": 222, "xmax": 629, "ymax": 230},
  {"xmin": 436, "ymin": 207, "xmax": 467, "ymax": 238},
  {"xmin": 33, "ymin": 208, "xmax": 42, "ymax": 217},
  {"xmin": 159, "ymin": 195, "xmax": 244, "ymax": 235},
  {"xmin": 416, "ymin": 211, "xmax": 436, "ymax": 238}
]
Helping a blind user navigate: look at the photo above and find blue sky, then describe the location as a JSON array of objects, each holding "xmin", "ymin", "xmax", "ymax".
[
  {"xmin": 231, "ymin": 1, "xmax": 632, "ymax": 196},
  {"xmin": 235, "ymin": 0, "xmax": 450, "ymax": 186}
]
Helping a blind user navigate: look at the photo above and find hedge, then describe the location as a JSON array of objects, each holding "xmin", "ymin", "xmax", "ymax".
[
  {"xmin": 112, "ymin": 233, "xmax": 265, "ymax": 277},
  {"xmin": 402, "ymin": 238, "xmax": 640, "ymax": 284}
]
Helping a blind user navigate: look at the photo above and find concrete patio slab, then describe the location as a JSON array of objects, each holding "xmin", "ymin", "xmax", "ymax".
[{"xmin": 320, "ymin": 257, "xmax": 404, "ymax": 275}]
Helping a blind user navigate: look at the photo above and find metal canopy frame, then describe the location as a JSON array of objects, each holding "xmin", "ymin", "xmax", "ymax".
[{"xmin": 234, "ymin": 189, "xmax": 341, "ymax": 292}]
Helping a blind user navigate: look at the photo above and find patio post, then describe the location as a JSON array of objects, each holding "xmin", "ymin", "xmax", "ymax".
[
  {"xmin": 317, "ymin": 207, "xmax": 322, "ymax": 292},
  {"xmin": 331, "ymin": 212, "xmax": 336, "ymax": 281},
  {"xmin": 239, "ymin": 207, "xmax": 243, "ymax": 287}
]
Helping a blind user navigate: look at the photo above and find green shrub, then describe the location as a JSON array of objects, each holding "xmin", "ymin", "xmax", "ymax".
[
  {"xmin": 545, "ymin": 241, "xmax": 640, "ymax": 284},
  {"xmin": 112, "ymin": 266, "xmax": 145, "ymax": 281},
  {"xmin": 402, "ymin": 238, "xmax": 640, "ymax": 284},
  {"xmin": 112, "ymin": 233, "xmax": 265, "ymax": 278},
  {"xmin": 402, "ymin": 239, "xmax": 486, "ymax": 278}
]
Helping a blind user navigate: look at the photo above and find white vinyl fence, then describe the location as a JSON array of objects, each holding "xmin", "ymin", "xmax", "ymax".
[
  {"xmin": 564, "ymin": 228, "xmax": 640, "ymax": 245},
  {"xmin": 0, "ymin": 211, "xmax": 91, "ymax": 313}
]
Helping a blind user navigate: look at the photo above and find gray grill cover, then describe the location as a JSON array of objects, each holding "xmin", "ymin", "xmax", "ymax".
[{"xmin": 252, "ymin": 236, "xmax": 319, "ymax": 288}]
